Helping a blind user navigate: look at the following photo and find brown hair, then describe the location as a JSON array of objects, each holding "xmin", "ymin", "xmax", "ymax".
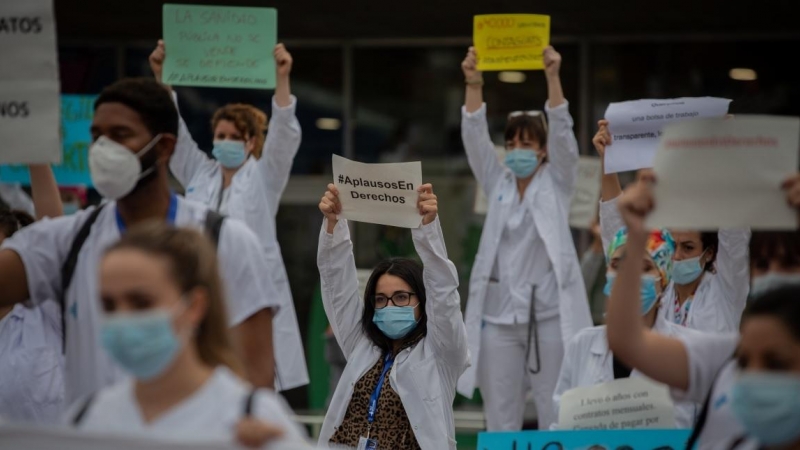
[
  {"xmin": 211, "ymin": 104, "xmax": 268, "ymax": 158},
  {"xmin": 105, "ymin": 221, "xmax": 243, "ymax": 375},
  {"xmin": 504, "ymin": 114, "xmax": 548, "ymax": 149},
  {"xmin": 0, "ymin": 209, "xmax": 34, "ymax": 240}
]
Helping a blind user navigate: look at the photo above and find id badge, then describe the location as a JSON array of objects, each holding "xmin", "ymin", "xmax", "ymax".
[{"xmin": 357, "ymin": 436, "xmax": 378, "ymax": 450}]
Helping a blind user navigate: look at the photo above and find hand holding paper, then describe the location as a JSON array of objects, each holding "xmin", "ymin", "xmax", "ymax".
[
  {"xmin": 417, "ymin": 184, "xmax": 438, "ymax": 225},
  {"xmin": 319, "ymin": 183, "xmax": 342, "ymax": 233},
  {"xmin": 149, "ymin": 40, "xmax": 166, "ymax": 83}
]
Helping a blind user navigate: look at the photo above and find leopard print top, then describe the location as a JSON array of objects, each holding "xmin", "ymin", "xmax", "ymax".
[{"xmin": 329, "ymin": 340, "xmax": 422, "ymax": 450}]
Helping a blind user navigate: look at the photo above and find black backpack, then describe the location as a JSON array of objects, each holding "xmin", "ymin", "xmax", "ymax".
[{"xmin": 58, "ymin": 205, "xmax": 225, "ymax": 353}]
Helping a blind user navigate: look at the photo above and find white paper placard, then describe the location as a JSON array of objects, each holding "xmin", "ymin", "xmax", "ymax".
[
  {"xmin": 569, "ymin": 156, "xmax": 602, "ymax": 229},
  {"xmin": 648, "ymin": 116, "xmax": 800, "ymax": 230},
  {"xmin": 558, "ymin": 377, "xmax": 676, "ymax": 431},
  {"xmin": 332, "ymin": 154, "xmax": 423, "ymax": 229},
  {"xmin": 604, "ymin": 97, "xmax": 731, "ymax": 174},
  {"xmin": 0, "ymin": 80, "xmax": 61, "ymax": 164},
  {"xmin": 0, "ymin": 1, "xmax": 59, "ymax": 80},
  {"xmin": 0, "ymin": 0, "xmax": 61, "ymax": 164}
]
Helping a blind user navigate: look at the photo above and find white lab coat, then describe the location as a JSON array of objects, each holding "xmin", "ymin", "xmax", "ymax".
[
  {"xmin": 457, "ymin": 101, "xmax": 593, "ymax": 398},
  {"xmin": 170, "ymin": 93, "xmax": 308, "ymax": 391},
  {"xmin": 317, "ymin": 217, "xmax": 469, "ymax": 450},
  {"xmin": 0, "ymin": 183, "xmax": 35, "ymax": 216},
  {"xmin": 552, "ymin": 317, "xmax": 702, "ymax": 429},
  {"xmin": 599, "ymin": 197, "xmax": 750, "ymax": 333}
]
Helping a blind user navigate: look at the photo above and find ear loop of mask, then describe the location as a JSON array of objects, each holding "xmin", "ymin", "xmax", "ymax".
[{"xmin": 136, "ymin": 134, "xmax": 164, "ymax": 180}]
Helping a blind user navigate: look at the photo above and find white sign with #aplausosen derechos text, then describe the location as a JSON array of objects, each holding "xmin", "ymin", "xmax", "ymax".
[
  {"xmin": 332, "ymin": 155, "xmax": 423, "ymax": 229},
  {"xmin": 648, "ymin": 116, "xmax": 800, "ymax": 230},
  {"xmin": 603, "ymin": 97, "xmax": 731, "ymax": 174}
]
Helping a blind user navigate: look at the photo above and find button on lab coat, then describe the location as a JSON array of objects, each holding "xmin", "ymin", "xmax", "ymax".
[
  {"xmin": 317, "ymin": 218, "xmax": 469, "ymax": 450},
  {"xmin": 599, "ymin": 197, "xmax": 751, "ymax": 333},
  {"xmin": 170, "ymin": 93, "xmax": 308, "ymax": 391},
  {"xmin": 552, "ymin": 318, "xmax": 703, "ymax": 429},
  {"xmin": 457, "ymin": 101, "xmax": 593, "ymax": 398}
]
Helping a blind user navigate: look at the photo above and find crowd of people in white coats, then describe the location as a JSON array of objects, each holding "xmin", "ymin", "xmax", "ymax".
[{"xmin": 0, "ymin": 36, "xmax": 798, "ymax": 450}]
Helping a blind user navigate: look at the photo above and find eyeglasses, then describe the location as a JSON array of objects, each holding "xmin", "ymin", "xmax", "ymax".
[
  {"xmin": 507, "ymin": 110, "xmax": 548, "ymax": 133},
  {"xmin": 374, "ymin": 291, "xmax": 416, "ymax": 309}
]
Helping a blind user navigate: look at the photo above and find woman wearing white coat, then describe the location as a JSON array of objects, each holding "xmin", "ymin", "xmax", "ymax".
[
  {"xmin": 457, "ymin": 46, "xmax": 592, "ymax": 431},
  {"xmin": 553, "ymin": 225, "xmax": 702, "ymax": 429},
  {"xmin": 594, "ymin": 120, "xmax": 750, "ymax": 333},
  {"xmin": 149, "ymin": 42, "xmax": 307, "ymax": 391},
  {"xmin": 317, "ymin": 183, "xmax": 469, "ymax": 450}
]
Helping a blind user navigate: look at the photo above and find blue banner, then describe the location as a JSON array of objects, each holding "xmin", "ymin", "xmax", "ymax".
[
  {"xmin": 0, "ymin": 94, "xmax": 97, "ymax": 186},
  {"xmin": 477, "ymin": 429, "xmax": 692, "ymax": 450}
]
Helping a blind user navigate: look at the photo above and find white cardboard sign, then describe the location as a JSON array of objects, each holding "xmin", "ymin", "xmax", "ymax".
[
  {"xmin": 648, "ymin": 116, "xmax": 800, "ymax": 230},
  {"xmin": 604, "ymin": 97, "xmax": 731, "ymax": 174},
  {"xmin": 558, "ymin": 377, "xmax": 676, "ymax": 431},
  {"xmin": 332, "ymin": 154, "xmax": 423, "ymax": 229}
]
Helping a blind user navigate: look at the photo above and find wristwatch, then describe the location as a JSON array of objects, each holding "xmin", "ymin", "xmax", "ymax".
[{"xmin": 465, "ymin": 77, "xmax": 484, "ymax": 86}]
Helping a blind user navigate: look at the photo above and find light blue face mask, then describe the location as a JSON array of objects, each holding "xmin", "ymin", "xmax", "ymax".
[
  {"xmin": 731, "ymin": 372, "xmax": 800, "ymax": 446},
  {"xmin": 671, "ymin": 251, "xmax": 707, "ymax": 285},
  {"xmin": 62, "ymin": 202, "xmax": 81, "ymax": 215},
  {"xmin": 373, "ymin": 304, "xmax": 419, "ymax": 339},
  {"xmin": 212, "ymin": 140, "xmax": 247, "ymax": 169},
  {"xmin": 750, "ymin": 272, "xmax": 800, "ymax": 299},
  {"xmin": 604, "ymin": 273, "xmax": 660, "ymax": 315},
  {"xmin": 101, "ymin": 308, "xmax": 183, "ymax": 380},
  {"xmin": 504, "ymin": 148, "xmax": 539, "ymax": 179}
]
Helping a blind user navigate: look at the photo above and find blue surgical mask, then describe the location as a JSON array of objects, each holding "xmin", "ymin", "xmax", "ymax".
[
  {"xmin": 731, "ymin": 372, "xmax": 800, "ymax": 446},
  {"xmin": 101, "ymin": 308, "xmax": 183, "ymax": 380},
  {"xmin": 603, "ymin": 273, "xmax": 660, "ymax": 315},
  {"xmin": 373, "ymin": 305, "xmax": 419, "ymax": 339},
  {"xmin": 504, "ymin": 148, "xmax": 539, "ymax": 178},
  {"xmin": 671, "ymin": 251, "xmax": 706, "ymax": 285},
  {"xmin": 212, "ymin": 140, "xmax": 247, "ymax": 169},
  {"xmin": 750, "ymin": 272, "xmax": 800, "ymax": 299},
  {"xmin": 62, "ymin": 202, "xmax": 81, "ymax": 215}
]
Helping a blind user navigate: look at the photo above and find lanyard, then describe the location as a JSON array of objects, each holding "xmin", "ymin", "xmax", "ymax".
[
  {"xmin": 367, "ymin": 353, "xmax": 395, "ymax": 428},
  {"xmin": 115, "ymin": 192, "xmax": 178, "ymax": 233}
]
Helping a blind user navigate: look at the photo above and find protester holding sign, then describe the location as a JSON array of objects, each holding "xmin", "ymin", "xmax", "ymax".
[
  {"xmin": 456, "ymin": 45, "xmax": 592, "ymax": 431},
  {"xmin": 67, "ymin": 223, "xmax": 308, "ymax": 448},
  {"xmin": 553, "ymin": 217, "xmax": 701, "ymax": 429},
  {"xmin": 317, "ymin": 183, "xmax": 468, "ymax": 450},
  {"xmin": 0, "ymin": 78, "xmax": 277, "ymax": 404},
  {"xmin": 593, "ymin": 120, "xmax": 751, "ymax": 333},
  {"xmin": 149, "ymin": 40, "xmax": 307, "ymax": 392},
  {"xmin": 605, "ymin": 173, "xmax": 800, "ymax": 450}
]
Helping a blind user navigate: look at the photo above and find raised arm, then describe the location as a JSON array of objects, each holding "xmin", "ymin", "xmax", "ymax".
[
  {"xmin": 712, "ymin": 227, "xmax": 751, "ymax": 326},
  {"xmin": 412, "ymin": 184, "xmax": 468, "ymax": 369},
  {"xmin": 542, "ymin": 46, "xmax": 579, "ymax": 196},
  {"xmin": 593, "ymin": 120, "xmax": 624, "ymax": 254},
  {"xmin": 317, "ymin": 184, "xmax": 368, "ymax": 359},
  {"xmin": 148, "ymin": 40, "xmax": 218, "ymax": 187},
  {"xmin": 460, "ymin": 47, "xmax": 505, "ymax": 195},
  {"xmin": 605, "ymin": 176, "xmax": 690, "ymax": 391},
  {"xmin": 257, "ymin": 44, "xmax": 302, "ymax": 217},
  {"xmin": 28, "ymin": 164, "xmax": 62, "ymax": 219}
]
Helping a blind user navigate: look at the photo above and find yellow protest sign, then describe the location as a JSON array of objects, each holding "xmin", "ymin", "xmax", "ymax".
[{"xmin": 473, "ymin": 14, "xmax": 550, "ymax": 71}]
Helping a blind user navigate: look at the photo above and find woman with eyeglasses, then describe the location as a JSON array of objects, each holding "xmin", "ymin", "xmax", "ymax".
[
  {"xmin": 456, "ymin": 45, "xmax": 592, "ymax": 431},
  {"xmin": 316, "ymin": 183, "xmax": 468, "ymax": 450}
]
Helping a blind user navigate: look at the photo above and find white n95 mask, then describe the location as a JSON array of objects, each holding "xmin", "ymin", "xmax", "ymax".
[{"xmin": 89, "ymin": 134, "xmax": 162, "ymax": 200}]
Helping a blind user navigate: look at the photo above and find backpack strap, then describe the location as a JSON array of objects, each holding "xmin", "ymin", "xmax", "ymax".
[
  {"xmin": 59, "ymin": 205, "xmax": 106, "ymax": 353},
  {"xmin": 204, "ymin": 209, "xmax": 225, "ymax": 248},
  {"xmin": 243, "ymin": 388, "xmax": 258, "ymax": 417},
  {"xmin": 71, "ymin": 393, "xmax": 96, "ymax": 426}
]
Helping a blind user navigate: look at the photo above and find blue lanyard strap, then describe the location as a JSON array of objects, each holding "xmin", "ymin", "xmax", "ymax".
[
  {"xmin": 367, "ymin": 353, "xmax": 395, "ymax": 425},
  {"xmin": 115, "ymin": 192, "xmax": 178, "ymax": 233}
]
